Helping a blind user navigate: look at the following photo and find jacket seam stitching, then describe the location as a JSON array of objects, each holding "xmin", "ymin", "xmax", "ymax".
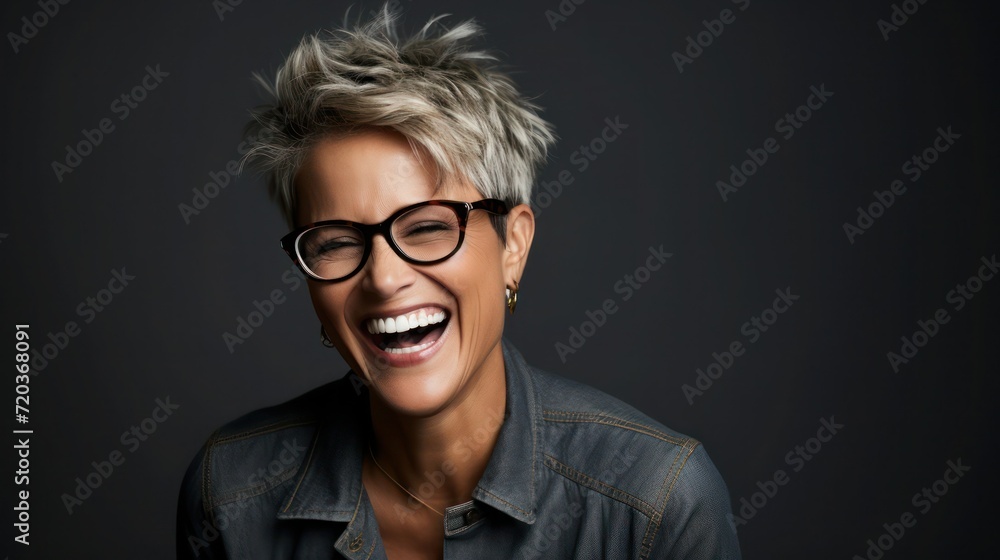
[
  {"xmin": 280, "ymin": 425, "xmax": 323, "ymax": 513},
  {"xmin": 528, "ymin": 360, "xmax": 539, "ymax": 521},
  {"xmin": 478, "ymin": 487, "xmax": 533, "ymax": 516},
  {"xmin": 640, "ymin": 440, "xmax": 685, "ymax": 559},
  {"xmin": 663, "ymin": 442, "xmax": 699, "ymax": 506},
  {"xmin": 201, "ymin": 420, "xmax": 318, "ymax": 522},
  {"xmin": 542, "ymin": 410, "xmax": 690, "ymax": 446},
  {"xmin": 293, "ymin": 508, "xmax": 355, "ymax": 515},
  {"xmin": 542, "ymin": 454, "xmax": 657, "ymax": 517},
  {"xmin": 211, "ymin": 419, "xmax": 317, "ymax": 445},
  {"xmin": 640, "ymin": 441, "xmax": 699, "ymax": 559},
  {"xmin": 202, "ymin": 427, "xmax": 222, "ymax": 526},
  {"xmin": 213, "ymin": 465, "xmax": 303, "ymax": 506},
  {"xmin": 345, "ymin": 471, "xmax": 376, "ymax": 559}
]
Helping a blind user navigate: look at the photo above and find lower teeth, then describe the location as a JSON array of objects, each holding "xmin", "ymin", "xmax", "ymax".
[{"xmin": 384, "ymin": 340, "xmax": 435, "ymax": 354}]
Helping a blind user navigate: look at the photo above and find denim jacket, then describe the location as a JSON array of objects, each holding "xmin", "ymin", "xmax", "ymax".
[{"xmin": 176, "ymin": 339, "xmax": 742, "ymax": 559}]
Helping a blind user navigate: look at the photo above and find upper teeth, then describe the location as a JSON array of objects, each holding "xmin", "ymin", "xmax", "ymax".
[{"xmin": 366, "ymin": 310, "xmax": 447, "ymax": 334}]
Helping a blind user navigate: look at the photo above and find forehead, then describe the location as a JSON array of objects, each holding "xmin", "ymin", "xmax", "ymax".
[{"xmin": 292, "ymin": 129, "xmax": 476, "ymax": 226}]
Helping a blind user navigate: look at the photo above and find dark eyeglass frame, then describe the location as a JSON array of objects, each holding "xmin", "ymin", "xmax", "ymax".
[{"xmin": 280, "ymin": 198, "xmax": 510, "ymax": 282}]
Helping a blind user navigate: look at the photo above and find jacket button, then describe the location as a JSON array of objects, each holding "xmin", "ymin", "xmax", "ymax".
[
  {"xmin": 465, "ymin": 509, "xmax": 481, "ymax": 523},
  {"xmin": 349, "ymin": 533, "xmax": 363, "ymax": 551}
]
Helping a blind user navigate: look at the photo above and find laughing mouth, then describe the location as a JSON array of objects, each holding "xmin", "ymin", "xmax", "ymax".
[{"xmin": 363, "ymin": 308, "xmax": 450, "ymax": 354}]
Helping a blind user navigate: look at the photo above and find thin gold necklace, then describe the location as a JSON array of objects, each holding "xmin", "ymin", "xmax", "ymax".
[{"xmin": 368, "ymin": 441, "xmax": 445, "ymax": 517}]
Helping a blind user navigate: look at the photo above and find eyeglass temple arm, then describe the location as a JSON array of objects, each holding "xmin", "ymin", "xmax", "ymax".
[{"xmin": 470, "ymin": 199, "xmax": 510, "ymax": 215}]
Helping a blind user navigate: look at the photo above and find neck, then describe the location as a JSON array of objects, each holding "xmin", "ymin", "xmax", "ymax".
[{"xmin": 366, "ymin": 343, "xmax": 508, "ymax": 513}]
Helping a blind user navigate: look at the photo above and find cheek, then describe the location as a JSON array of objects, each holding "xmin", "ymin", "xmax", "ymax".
[
  {"xmin": 307, "ymin": 283, "xmax": 349, "ymax": 331},
  {"xmin": 441, "ymin": 235, "xmax": 505, "ymax": 313},
  {"xmin": 458, "ymin": 229, "xmax": 501, "ymax": 275}
]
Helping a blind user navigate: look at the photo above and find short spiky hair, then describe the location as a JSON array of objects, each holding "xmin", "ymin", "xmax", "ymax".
[{"xmin": 242, "ymin": 3, "xmax": 557, "ymax": 237}]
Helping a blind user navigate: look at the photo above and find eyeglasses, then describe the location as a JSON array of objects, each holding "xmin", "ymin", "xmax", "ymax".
[{"xmin": 280, "ymin": 199, "xmax": 510, "ymax": 282}]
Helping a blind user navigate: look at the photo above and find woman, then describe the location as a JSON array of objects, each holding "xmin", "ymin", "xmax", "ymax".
[{"xmin": 177, "ymin": 4, "xmax": 742, "ymax": 559}]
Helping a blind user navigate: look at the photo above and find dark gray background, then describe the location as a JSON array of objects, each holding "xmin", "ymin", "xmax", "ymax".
[{"xmin": 3, "ymin": 0, "xmax": 997, "ymax": 558}]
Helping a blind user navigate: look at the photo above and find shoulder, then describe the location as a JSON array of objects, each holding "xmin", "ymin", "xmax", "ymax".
[
  {"xmin": 528, "ymin": 366, "xmax": 740, "ymax": 556},
  {"xmin": 178, "ymin": 374, "xmax": 358, "ymax": 517},
  {"xmin": 530, "ymin": 365, "xmax": 730, "ymax": 516},
  {"xmin": 532, "ymin": 365, "xmax": 700, "ymax": 457},
  {"xmin": 177, "ymin": 375, "xmax": 364, "ymax": 557}
]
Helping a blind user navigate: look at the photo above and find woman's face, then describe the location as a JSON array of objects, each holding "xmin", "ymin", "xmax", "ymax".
[{"xmin": 294, "ymin": 129, "xmax": 528, "ymax": 416}]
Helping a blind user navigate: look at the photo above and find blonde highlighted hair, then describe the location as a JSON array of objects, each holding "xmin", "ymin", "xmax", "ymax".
[{"xmin": 241, "ymin": 2, "xmax": 557, "ymax": 237}]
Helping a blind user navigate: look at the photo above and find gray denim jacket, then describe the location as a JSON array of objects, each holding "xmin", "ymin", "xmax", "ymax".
[{"xmin": 176, "ymin": 339, "xmax": 742, "ymax": 559}]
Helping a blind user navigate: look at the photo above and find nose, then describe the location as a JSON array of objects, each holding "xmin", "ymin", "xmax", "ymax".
[{"xmin": 359, "ymin": 233, "xmax": 416, "ymax": 297}]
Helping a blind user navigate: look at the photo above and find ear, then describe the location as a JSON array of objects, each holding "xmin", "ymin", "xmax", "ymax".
[{"xmin": 503, "ymin": 203, "xmax": 535, "ymax": 286}]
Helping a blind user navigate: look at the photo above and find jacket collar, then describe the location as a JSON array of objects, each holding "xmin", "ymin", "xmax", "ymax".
[{"xmin": 277, "ymin": 338, "xmax": 541, "ymax": 525}]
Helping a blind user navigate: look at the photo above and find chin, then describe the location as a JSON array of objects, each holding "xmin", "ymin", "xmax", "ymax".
[
  {"xmin": 367, "ymin": 360, "xmax": 468, "ymax": 417},
  {"xmin": 350, "ymin": 317, "xmax": 469, "ymax": 414}
]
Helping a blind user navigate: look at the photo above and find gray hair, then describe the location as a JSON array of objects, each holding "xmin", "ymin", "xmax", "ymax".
[{"xmin": 241, "ymin": 3, "xmax": 557, "ymax": 240}]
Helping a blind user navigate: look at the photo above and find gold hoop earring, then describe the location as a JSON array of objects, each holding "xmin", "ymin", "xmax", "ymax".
[
  {"xmin": 505, "ymin": 279, "xmax": 519, "ymax": 315},
  {"xmin": 320, "ymin": 326, "xmax": 335, "ymax": 348}
]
